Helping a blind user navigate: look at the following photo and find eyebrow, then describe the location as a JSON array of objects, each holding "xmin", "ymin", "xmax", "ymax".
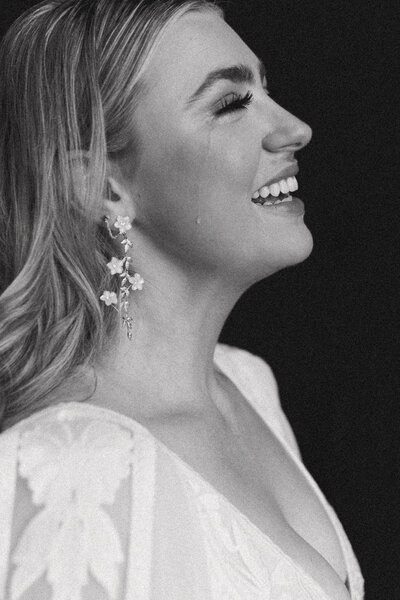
[{"xmin": 186, "ymin": 58, "xmax": 267, "ymax": 107}]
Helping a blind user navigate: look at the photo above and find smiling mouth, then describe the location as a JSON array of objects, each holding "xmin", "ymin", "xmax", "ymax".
[{"xmin": 251, "ymin": 192, "xmax": 293, "ymax": 206}]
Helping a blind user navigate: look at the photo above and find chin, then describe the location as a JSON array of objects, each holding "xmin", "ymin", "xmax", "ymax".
[
  {"xmin": 253, "ymin": 224, "xmax": 314, "ymax": 280},
  {"xmin": 282, "ymin": 225, "xmax": 314, "ymax": 266}
]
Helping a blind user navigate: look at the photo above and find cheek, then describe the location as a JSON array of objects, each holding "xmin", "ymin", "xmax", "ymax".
[
  {"xmin": 135, "ymin": 129, "xmax": 216, "ymax": 261},
  {"xmin": 205, "ymin": 125, "xmax": 259, "ymax": 199},
  {"xmin": 135, "ymin": 116, "xmax": 261, "ymax": 269},
  {"xmin": 138, "ymin": 131, "xmax": 207, "ymax": 226}
]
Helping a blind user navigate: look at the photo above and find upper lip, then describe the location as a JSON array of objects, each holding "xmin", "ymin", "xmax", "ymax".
[{"xmin": 253, "ymin": 163, "xmax": 299, "ymax": 193}]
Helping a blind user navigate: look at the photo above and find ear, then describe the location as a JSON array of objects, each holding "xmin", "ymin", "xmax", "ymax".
[
  {"xmin": 104, "ymin": 174, "xmax": 136, "ymax": 225},
  {"xmin": 67, "ymin": 150, "xmax": 137, "ymax": 225}
]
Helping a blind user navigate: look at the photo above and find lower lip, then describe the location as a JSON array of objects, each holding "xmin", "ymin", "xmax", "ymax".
[{"xmin": 254, "ymin": 195, "xmax": 305, "ymax": 216}]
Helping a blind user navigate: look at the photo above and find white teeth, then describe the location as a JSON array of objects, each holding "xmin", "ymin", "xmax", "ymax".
[
  {"xmin": 287, "ymin": 176, "xmax": 298, "ymax": 192},
  {"xmin": 279, "ymin": 179, "xmax": 289, "ymax": 194},
  {"xmin": 252, "ymin": 175, "xmax": 299, "ymax": 199},
  {"xmin": 269, "ymin": 183, "xmax": 280, "ymax": 197}
]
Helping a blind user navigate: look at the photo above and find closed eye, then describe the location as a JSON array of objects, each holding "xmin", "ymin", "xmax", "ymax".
[
  {"xmin": 215, "ymin": 91, "xmax": 254, "ymax": 116},
  {"xmin": 215, "ymin": 87, "xmax": 271, "ymax": 117}
]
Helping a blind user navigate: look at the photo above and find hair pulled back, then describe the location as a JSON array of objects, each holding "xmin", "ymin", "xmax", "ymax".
[{"xmin": 0, "ymin": 0, "xmax": 223, "ymax": 430}]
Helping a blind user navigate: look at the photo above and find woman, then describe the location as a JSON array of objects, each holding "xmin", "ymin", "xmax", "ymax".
[{"xmin": 0, "ymin": 0, "xmax": 364, "ymax": 598}]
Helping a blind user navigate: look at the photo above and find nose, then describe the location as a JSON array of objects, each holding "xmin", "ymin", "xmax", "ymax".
[{"xmin": 261, "ymin": 101, "xmax": 312, "ymax": 153}]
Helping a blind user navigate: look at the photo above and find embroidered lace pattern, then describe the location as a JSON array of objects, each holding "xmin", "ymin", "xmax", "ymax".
[
  {"xmin": 0, "ymin": 431, "xmax": 20, "ymax": 600},
  {"xmin": 10, "ymin": 416, "xmax": 134, "ymax": 600},
  {"xmin": 181, "ymin": 467, "xmax": 326, "ymax": 600},
  {"xmin": 214, "ymin": 345, "xmax": 364, "ymax": 600},
  {"xmin": 0, "ymin": 343, "xmax": 364, "ymax": 600}
]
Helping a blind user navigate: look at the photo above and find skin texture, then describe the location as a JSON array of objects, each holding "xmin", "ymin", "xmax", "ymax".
[
  {"xmin": 79, "ymin": 21, "xmax": 353, "ymax": 596},
  {"xmin": 96, "ymin": 10, "xmax": 313, "ymax": 423}
]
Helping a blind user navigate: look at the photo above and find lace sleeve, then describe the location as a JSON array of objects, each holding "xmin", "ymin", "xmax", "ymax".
[{"xmin": 3, "ymin": 408, "xmax": 137, "ymax": 600}]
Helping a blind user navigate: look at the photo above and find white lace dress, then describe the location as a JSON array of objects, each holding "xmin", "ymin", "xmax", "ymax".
[{"xmin": 0, "ymin": 344, "xmax": 364, "ymax": 600}]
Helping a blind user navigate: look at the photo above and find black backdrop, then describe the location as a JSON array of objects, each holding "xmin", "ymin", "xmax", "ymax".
[
  {"xmin": 1, "ymin": 1, "xmax": 399, "ymax": 598},
  {"xmin": 219, "ymin": 2, "xmax": 399, "ymax": 599}
]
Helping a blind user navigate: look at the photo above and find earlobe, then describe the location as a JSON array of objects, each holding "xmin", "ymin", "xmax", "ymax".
[
  {"xmin": 104, "ymin": 175, "xmax": 136, "ymax": 224},
  {"xmin": 67, "ymin": 151, "xmax": 136, "ymax": 224}
]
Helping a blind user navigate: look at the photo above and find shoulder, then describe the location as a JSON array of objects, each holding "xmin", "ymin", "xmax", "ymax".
[
  {"xmin": 3, "ymin": 404, "xmax": 137, "ymax": 507},
  {"xmin": 215, "ymin": 343, "xmax": 301, "ymax": 460},
  {"xmin": 0, "ymin": 404, "xmax": 156, "ymax": 600},
  {"xmin": 215, "ymin": 343, "xmax": 279, "ymax": 399}
]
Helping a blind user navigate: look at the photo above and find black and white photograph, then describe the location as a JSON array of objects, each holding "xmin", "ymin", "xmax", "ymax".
[{"xmin": 0, "ymin": 1, "xmax": 398, "ymax": 599}]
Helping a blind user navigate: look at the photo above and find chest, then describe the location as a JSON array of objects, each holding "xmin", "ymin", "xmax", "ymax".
[
  {"xmin": 219, "ymin": 425, "xmax": 351, "ymax": 600},
  {"xmin": 152, "ymin": 408, "xmax": 351, "ymax": 600}
]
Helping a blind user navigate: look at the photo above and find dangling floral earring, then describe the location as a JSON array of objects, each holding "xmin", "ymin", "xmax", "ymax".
[{"xmin": 100, "ymin": 215, "xmax": 144, "ymax": 340}]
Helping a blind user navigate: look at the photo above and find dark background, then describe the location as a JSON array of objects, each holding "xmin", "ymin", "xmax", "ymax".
[
  {"xmin": 1, "ymin": 0, "xmax": 399, "ymax": 598},
  {"xmin": 219, "ymin": 2, "xmax": 399, "ymax": 599}
]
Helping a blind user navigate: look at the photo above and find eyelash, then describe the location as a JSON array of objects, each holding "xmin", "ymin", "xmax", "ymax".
[
  {"xmin": 215, "ymin": 87, "xmax": 271, "ymax": 117},
  {"xmin": 216, "ymin": 91, "xmax": 254, "ymax": 116}
]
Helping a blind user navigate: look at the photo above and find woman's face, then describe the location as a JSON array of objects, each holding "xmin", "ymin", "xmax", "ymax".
[{"xmin": 127, "ymin": 10, "xmax": 313, "ymax": 287}]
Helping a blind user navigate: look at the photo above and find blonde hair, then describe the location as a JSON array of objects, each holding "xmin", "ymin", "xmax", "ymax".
[{"xmin": 0, "ymin": 0, "xmax": 224, "ymax": 430}]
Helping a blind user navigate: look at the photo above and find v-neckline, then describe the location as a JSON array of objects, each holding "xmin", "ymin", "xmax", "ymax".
[
  {"xmin": 58, "ymin": 400, "xmax": 341, "ymax": 600},
  {"xmin": 214, "ymin": 346, "xmax": 352, "ymax": 595},
  {"xmin": 21, "ymin": 346, "xmax": 352, "ymax": 600}
]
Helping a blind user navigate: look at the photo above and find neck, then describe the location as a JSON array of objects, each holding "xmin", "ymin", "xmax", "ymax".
[{"xmin": 94, "ymin": 265, "xmax": 247, "ymax": 420}]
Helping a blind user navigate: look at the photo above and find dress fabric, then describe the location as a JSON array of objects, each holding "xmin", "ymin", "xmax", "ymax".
[{"xmin": 0, "ymin": 343, "xmax": 364, "ymax": 600}]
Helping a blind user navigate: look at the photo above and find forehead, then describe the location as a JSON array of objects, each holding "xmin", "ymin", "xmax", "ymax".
[{"xmin": 142, "ymin": 11, "xmax": 259, "ymax": 100}]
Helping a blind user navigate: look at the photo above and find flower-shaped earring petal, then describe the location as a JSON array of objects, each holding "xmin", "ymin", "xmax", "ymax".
[
  {"xmin": 114, "ymin": 216, "xmax": 132, "ymax": 234},
  {"xmin": 100, "ymin": 291, "xmax": 118, "ymax": 306},
  {"xmin": 107, "ymin": 257, "xmax": 124, "ymax": 275},
  {"xmin": 128, "ymin": 273, "xmax": 144, "ymax": 291},
  {"xmin": 100, "ymin": 215, "xmax": 143, "ymax": 341}
]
